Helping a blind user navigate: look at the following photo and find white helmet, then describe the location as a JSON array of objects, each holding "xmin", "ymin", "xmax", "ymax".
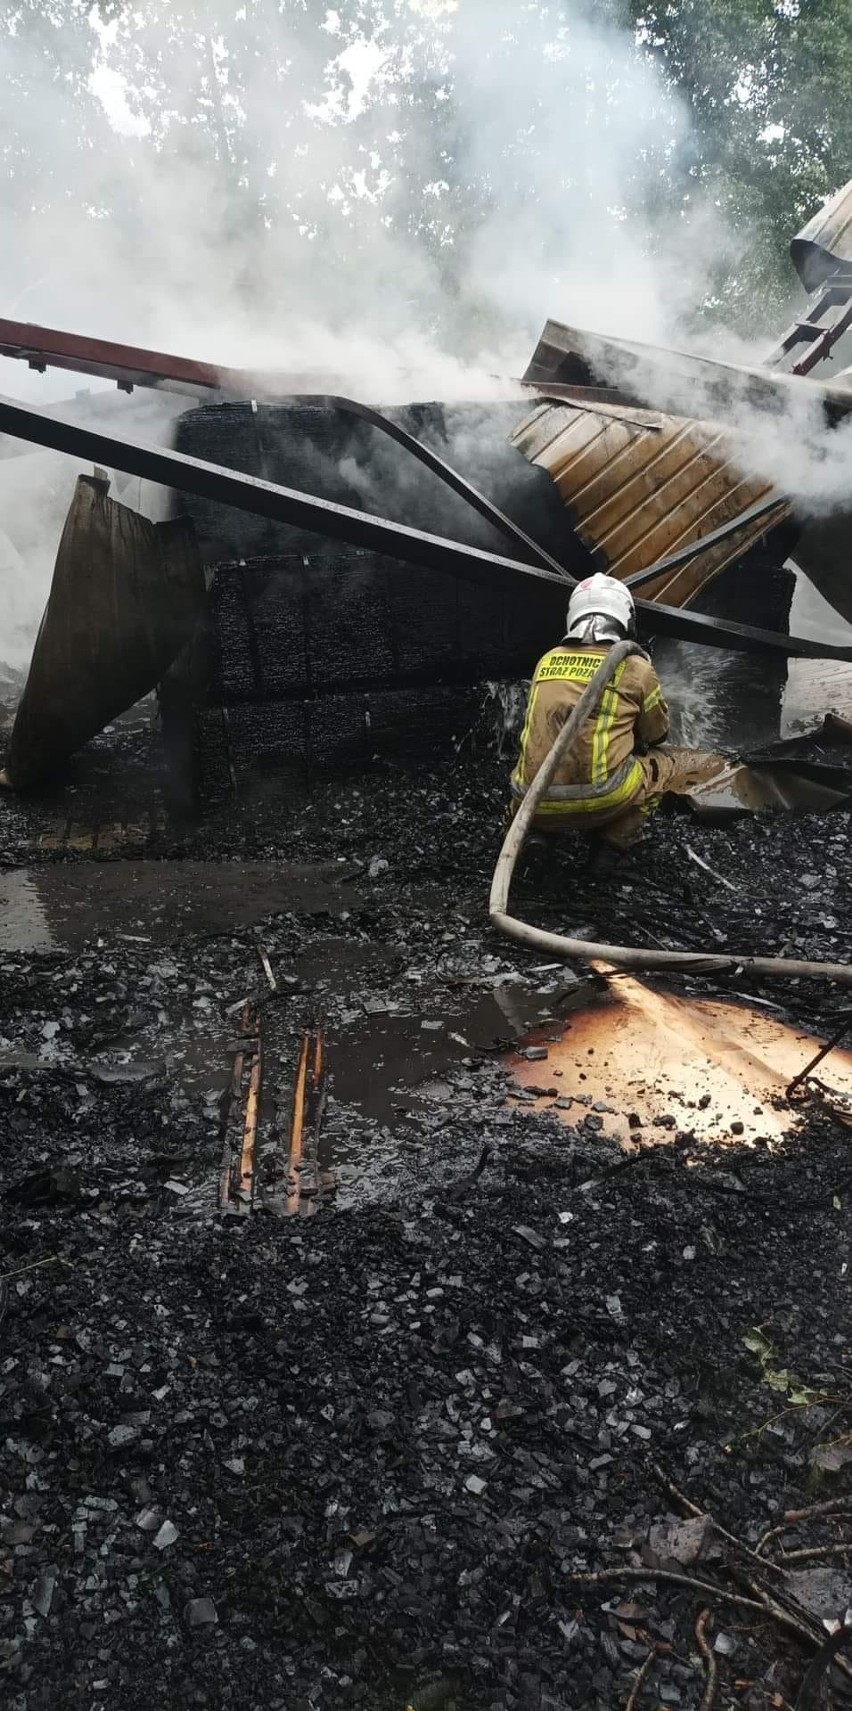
[{"xmin": 565, "ymin": 572, "xmax": 636, "ymax": 644}]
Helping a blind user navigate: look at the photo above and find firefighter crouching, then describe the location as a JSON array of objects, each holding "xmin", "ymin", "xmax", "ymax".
[{"xmin": 511, "ymin": 573, "xmax": 725, "ymax": 852}]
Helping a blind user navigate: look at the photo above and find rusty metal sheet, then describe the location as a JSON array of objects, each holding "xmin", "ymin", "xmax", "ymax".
[
  {"xmin": 791, "ymin": 178, "xmax": 852, "ymax": 292},
  {"xmin": 2, "ymin": 474, "xmax": 204, "ymax": 789},
  {"xmin": 0, "ymin": 315, "xmax": 339, "ymax": 401},
  {"xmin": 764, "ymin": 277, "xmax": 852, "ymax": 376},
  {"xmin": 510, "ymin": 398, "xmax": 789, "ymax": 602}
]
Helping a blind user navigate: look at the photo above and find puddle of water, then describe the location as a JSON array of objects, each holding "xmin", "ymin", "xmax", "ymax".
[
  {"xmin": 0, "ymin": 870, "xmax": 54, "ymax": 952},
  {"xmin": 507, "ymin": 972, "xmax": 852, "ymax": 1147},
  {"xmin": 309, "ymin": 981, "xmax": 575, "ymax": 1208},
  {"xmin": 324, "ymin": 984, "xmax": 569, "ymax": 1128},
  {"xmin": 0, "ymin": 860, "xmax": 362, "ymax": 951}
]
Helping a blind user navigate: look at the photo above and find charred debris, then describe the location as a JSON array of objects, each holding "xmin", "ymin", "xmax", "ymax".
[{"xmin": 1, "ymin": 187, "xmax": 852, "ymax": 1711}]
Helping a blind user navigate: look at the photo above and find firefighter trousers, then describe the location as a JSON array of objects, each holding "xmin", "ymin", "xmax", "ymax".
[{"xmin": 531, "ymin": 745, "xmax": 727, "ymax": 850}]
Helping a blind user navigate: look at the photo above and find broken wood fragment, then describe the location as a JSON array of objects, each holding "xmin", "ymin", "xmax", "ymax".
[
  {"xmin": 624, "ymin": 1649, "xmax": 655, "ymax": 1711},
  {"xmin": 219, "ymin": 1002, "xmax": 262, "ymax": 1214},
  {"xmin": 694, "ymin": 1609, "xmax": 719, "ymax": 1711},
  {"xmin": 284, "ymin": 1023, "xmax": 327, "ymax": 1217}
]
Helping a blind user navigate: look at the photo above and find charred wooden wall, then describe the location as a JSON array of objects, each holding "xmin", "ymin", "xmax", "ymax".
[{"xmin": 172, "ymin": 400, "xmax": 586, "ymax": 789}]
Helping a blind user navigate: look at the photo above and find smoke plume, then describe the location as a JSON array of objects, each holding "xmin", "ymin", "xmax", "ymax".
[{"xmin": 0, "ymin": 1, "xmax": 844, "ymax": 665}]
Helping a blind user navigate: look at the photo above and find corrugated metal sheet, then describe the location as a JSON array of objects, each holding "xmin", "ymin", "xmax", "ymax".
[
  {"xmin": 510, "ymin": 399, "xmax": 790, "ymax": 605},
  {"xmin": 791, "ymin": 178, "xmax": 852, "ymax": 292}
]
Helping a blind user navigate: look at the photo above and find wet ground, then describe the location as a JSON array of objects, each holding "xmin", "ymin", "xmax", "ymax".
[
  {"xmin": 1, "ymin": 686, "xmax": 852, "ymax": 1710},
  {"xmin": 0, "ymin": 860, "xmax": 368, "ymax": 953},
  {"xmin": 509, "ymin": 973, "xmax": 852, "ymax": 1148}
]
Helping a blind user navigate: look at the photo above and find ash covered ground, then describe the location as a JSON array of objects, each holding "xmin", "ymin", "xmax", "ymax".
[{"xmin": 0, "ymin": 706, "xmax": 851, "ymax": 1711}]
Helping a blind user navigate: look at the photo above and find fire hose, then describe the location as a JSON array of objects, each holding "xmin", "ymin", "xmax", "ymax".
[{"xmin": 489, "ymin": 640, "xmax": 852, "ymax": 986}]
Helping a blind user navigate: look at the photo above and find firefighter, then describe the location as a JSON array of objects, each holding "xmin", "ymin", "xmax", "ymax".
[{"xmin": 511, "ymin": 573, "xmax": 724, "ymax": 853}]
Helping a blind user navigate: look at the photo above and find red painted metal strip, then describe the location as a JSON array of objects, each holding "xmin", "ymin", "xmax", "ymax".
[
  {"xmin": 0, "ymin": 317, "xmax": 227, "ymax": 393},
  {"xmin": 0, "ymin": 317, "xmax": 341, "ymax": 400}
]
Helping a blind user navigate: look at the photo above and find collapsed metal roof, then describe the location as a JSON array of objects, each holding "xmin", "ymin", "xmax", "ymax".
[
  {"xmin": 509, "ymin": 398, "xmax": 789, "ymax": 605},
  {"xmin": 512, "ymin": 176, "xmax": 852, "ymax": 616}
]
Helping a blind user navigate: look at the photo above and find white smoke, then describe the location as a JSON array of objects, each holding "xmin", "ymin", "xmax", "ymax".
[
  {"xmin": 564, "ymin": 326, "xmax": 852, "ymax": 517},
  {"xmin": 0, "ymin": 3, "xmax": 729, "ymax": 396},
  {"xmin": 0, "ymin": 0, "xmax": 838, "ymax": 666}
]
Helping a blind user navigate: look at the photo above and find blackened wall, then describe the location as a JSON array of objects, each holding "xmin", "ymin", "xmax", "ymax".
[{"xmin": 173, "ymin": 399, "xmax": 587, "ymax": 784}]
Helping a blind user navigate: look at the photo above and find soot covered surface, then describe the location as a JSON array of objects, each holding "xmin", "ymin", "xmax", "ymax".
[
  {"xmin": 173, "ymin": 399, "xmax": 580, "ymax": 569},
  {"xmin": 1, "ymin": 435, "xmax": 850, "ymax": 1705},
  {"xmin": 172, "ymin": 399, "xmax": 581, "ymax": 780},
  {"xmin": 1, "ymin": 706, "xmax": 852, "ymax": 1710}
]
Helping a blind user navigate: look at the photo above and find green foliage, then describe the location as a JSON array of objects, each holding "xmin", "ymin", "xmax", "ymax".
[
  {"xmin": 742, "ymin": 1326, "xmax": 829, "ymax": 1406},
  {"xmin": 625, "ymin": 0, "xmax": 852, "ymax": 326}
]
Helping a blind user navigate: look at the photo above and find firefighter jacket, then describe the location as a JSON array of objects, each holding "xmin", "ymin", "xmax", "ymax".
[{"xmin": 511, "ymin": 640, "xmax": 670, "ymax": 819}]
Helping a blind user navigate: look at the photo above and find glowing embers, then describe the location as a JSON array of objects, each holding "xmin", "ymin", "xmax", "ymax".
[{"xmin": 506, "ymin": 971, "xmax": 852, "ymax": 1147}]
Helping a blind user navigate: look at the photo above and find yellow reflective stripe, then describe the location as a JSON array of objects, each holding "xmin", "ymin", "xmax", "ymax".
[
  {"xmin": 515, "ymin": 648, "xmax": 628, "ymax": 794},
  {"xmin": 515, "ymin": 648, "xmax": 605, "ymax": 787},
  {"xmin": 643, "ymin": 684, "xmax": 664, "ymax": 713},
  {"xmin": 591, "ymin": 684, "xmax": 617, "ymax": 784},
  {"xmin": 513, "ymin": 678, "xmax": 543, "ymax": 789},
  {"xmin": 533, "ymin": 759, "xmax": 644, "ymax": 817},
  {"xmin": 590, "ymin": 659, "xmax": 628, "ymax": 785}
]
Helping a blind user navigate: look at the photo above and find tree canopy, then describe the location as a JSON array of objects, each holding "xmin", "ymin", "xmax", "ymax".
[{"xmin": 625, "ymin": 0, "xmax": 852, "ymax": 324}]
